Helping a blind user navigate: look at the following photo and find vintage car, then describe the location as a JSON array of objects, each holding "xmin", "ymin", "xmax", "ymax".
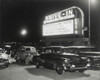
[
  {"xmin": 0, "ymin": 48, "xmax": 10, "ymax": 67},
  {"xmin": 69, "ymin": 46, "xmax": 100, "ymax": 67},
  {"xmin": 15, "ymin": 46, "xmax": 39, "ymax": 65},
  {"xmin": 34, "ymin": 46, "xmax": 91, "ymax": 75},
  {"xmin": 80, "ymin": 51, "xmax": 100, "ymax": 67}
]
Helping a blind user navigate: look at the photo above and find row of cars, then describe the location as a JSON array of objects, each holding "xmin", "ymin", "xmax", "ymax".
[
  {"xmin": 15, "ymin": 46, "xmax": 39, "ymax": 65},
  {"xmin": 0, "ymin": 45, "xmax": 37, "ymax": 67},
  {"xmin": 33, "ymin": 46, "xmax": 91, "ymax": 75},
  {"xmin": 1, "ymin": 45, "xmax": 100, "ymax": 75},
  {"xmin": 14, "ymin": 45, "xmax": 100, "ymax": 75}
]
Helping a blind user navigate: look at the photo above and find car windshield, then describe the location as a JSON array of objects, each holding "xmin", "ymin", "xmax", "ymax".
[
  {"xmin": 25, "ymin": 47, "xmax": 36, "ymax": 52},
  {"xmin": 52, "ymin": 48, "xmax": 79, "ymax": 55},
  {"xmin": 26, "ymin": 48, "xmax": 31, "ymax": 51},
  {"xmin": 51, "ymin": 48, "xmax": 62, "ymax": 54},
  {"xmin": 63, "ymin": 48, "xmax": 78, "ymax": 53}
]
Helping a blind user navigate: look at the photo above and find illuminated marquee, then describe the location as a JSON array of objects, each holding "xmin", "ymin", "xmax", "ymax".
[{"xmin": 42, "ymin": 6, "xmax": 84, "ymax": 36}]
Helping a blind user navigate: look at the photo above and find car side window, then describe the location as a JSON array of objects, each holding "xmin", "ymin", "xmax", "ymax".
[
  {"xmin": 53, "ymin": 49, "xmax": 61, "ymax": 54},
  {"xmin": 45, "ymin": 49, "xmax": 52, "ymax": 54},
  {"xmin": 26, "ymin": 48, "xmax": 30, "ymax": 51}
]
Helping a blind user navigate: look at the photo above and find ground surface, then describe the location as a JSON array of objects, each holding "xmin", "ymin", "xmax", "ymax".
[{"xmin": 0, "ymin": 59, "xmax": 100, "ymax": 80}]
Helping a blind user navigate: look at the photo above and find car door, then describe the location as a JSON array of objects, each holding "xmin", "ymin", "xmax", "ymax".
[
  {"xmin": 17, "ymin": 48, "xmax": 22, "ymax": 59},
  {"xmin": 42, "ymin": 54, "xmax": 52, "ymax": 67},
  {"xmin": 19, "ymin": 48, "xmax": 26, "ymax": 60}
]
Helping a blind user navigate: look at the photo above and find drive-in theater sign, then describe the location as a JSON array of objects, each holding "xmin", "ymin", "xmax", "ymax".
[
  {"xmin": 42, "ymin": 6, "xmax": 89, "ymax": 46},
  {"xmin": 42, "ymin": 6, "xmax": 84, "ymax": 36}
]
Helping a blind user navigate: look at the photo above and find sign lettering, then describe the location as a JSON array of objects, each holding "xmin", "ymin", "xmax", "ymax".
[{"xmin": 44, "ymin": 9, "xmax": 75, "ymax": 24}]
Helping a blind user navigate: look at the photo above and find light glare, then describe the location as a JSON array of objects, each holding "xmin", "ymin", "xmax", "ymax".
[
  {"xmin": 21, "ymin": 29, "xmax": 27, "ymax": 36},
  {"xmin": 91, "ymin": 0, "xmax": 96, "ymax": 3}
]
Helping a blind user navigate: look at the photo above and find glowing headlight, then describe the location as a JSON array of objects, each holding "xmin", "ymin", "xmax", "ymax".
[
  {"xmin": 87, "ymin": 63, "xmax": 90, "ymax": 66},
  {"xmin": 71, "ymin": 65, "xmax": 75, "ymax": 67},
  {"xmin": 87, "ymin": 58, "xmax": 90, "ymax": 62},
  {"xmin": 1, "ymin": 54, "xmax": 9, "ymax": 59},
  {"xmin": 28, "ymin": 53, "xmax": 31, "ymax": 56},
  {"xmin": 81, "ymin": 57, "xmax": 87, "ymax": 59},
  {"xmin": 63, "ymin": 52, "xmax": 67, "ymax": 55},
  {"xmin": 64, "ymin": 59, "xmax": 68, "ymax": 63}
]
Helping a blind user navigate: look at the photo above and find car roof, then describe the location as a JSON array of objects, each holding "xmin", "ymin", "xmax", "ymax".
[
  {"xmin": 47, "ymin": 46, "xmax": 94, "ymax": 49},
  {"xmin": 0, "ymin": 48, "xmax": 3, "ymax": 50},
  {"xmin": 21, "ymin": 46, "xmax": 35, "ymax": 48}
]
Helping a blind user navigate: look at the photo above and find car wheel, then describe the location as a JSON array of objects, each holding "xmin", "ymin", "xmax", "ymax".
[
  {"xmin": 25, "ymin": 57, "xmax": 30, "ymax": 65},
  {"xmin": 78, "ymin": 69, "xmax": 85, "ymax": 73},
  {"xmin": 56, "ymin": 65, "xmax": 64, "ymax": 75},
  {"xmin": 36, "ymin": 62, "xmax": 40, "ymax": 68}
]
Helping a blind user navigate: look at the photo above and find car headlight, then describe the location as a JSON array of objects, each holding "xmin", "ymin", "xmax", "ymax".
[
  {"xmin": 1, "ymin": 55, "xmax": 9, "ymax": 59},
  {"xmin": 63, "ymin": 52, "xmax": 67, "ymax": 55},
  {"xmin": 64, "ymin": 59, "xmax": 70, "ymax": 63},
  {"xmin": 87, "ymin": 58, "xmax": 91, "ymax": 62},
  {"xmin": 81, "ymin": 57, "xmax": 90, "ymax": 61},
  {"xmin": 28, "ymin": 53, "xmax": 31, "ymax": 56},
  {"xmin": 64, "ymin": 59, "xmax": 68, "ymax": 63},
  {"xmin": 87, "ymin": 63, "xmax": 91, "ymax": 67},
  {"xmin": 71, "ymin": 65, "xmax": 75, "ymax": 68},
  {"xmin": 81, "ymin": 57, "xmax": 87, "ymax": 59}
]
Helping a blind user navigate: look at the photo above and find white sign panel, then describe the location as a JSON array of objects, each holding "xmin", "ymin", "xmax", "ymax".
[{"xmin": 43, "ymin": 20, "xmax": 74, "ymax": 36}]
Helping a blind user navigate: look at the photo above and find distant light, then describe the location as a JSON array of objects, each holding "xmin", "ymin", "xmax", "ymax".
[
  {"xmin": 21, "ymin": 29, "xmax": 27, "ymax": 36},
  {"xmin": 5, "ymin": 45, "xmax": 11, "ymax": 48},
  {"xmin": 89, "ymin": 0, "xmax": 98, "ymax": 10},
  {"xmin": 90, "ymin": 0, "xmax": 97, "ymax": 7},
  {"xmin": 91, "ymin": 0, "xmax": 96, "ymax": 4}
]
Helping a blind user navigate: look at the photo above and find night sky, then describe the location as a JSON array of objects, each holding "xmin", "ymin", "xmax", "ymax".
[{"xmin": 0, "ymin": 0, "xmax": 100, "ymax": 45}]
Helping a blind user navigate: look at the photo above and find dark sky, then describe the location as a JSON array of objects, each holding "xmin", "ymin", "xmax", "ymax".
[{"xmin": 0, "ymin": 0, "xmax": 100, "ymax": 43}]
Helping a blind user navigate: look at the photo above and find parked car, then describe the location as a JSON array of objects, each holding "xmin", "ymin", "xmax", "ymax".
[
  {"xmin": 70, "ymin": 46, "xmax": 100, "ymax": 68},
  {"xmin": 15, "ymin": 46, "xmax": 39, "ymax": 65},
  {"xmin": 34, "ymin": 46, "xmax": 91, "ymax": 75},
  {"xmin": 80, "ymin": 51, "xmax": 100, "ymax": 67},
  {"xmin": 0, "ymin": 48, "xmax": 10, "ymax": 67}
]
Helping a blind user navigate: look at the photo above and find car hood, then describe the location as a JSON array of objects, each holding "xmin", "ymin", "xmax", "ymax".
[
  {"xmin": 58, "ymin": 54, "xmax": 86, "ymax": 62},
  {"xmin": 0, "ymin": 53, "xmax": 9, "ymax": 59}
]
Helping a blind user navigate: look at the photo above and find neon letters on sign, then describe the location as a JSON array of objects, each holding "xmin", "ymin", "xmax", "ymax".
[
  {"xmin": 44, "ymin": 9, "xmax": 75, "ymax": 24},
  {"xmin": 42, "ymin": 6, "xmax": 84, "ymax": 36}
]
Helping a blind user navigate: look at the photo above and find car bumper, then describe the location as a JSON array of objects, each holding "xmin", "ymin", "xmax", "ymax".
[
  {"xmin": 91, "ymin": 59, "xmax": 100, "ymax": 67},
  {"xmin": 0, "ymin": 61, "xmax": 9, "ymax": 66},
  {"xmin": 63, "ymin": 63, "xmax": 91, "ymax": 70}
]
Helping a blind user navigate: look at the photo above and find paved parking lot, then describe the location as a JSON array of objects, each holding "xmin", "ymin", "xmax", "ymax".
[{"xmin": 0, "ymin": 62, "xmax": 100, "ymax": 80}]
